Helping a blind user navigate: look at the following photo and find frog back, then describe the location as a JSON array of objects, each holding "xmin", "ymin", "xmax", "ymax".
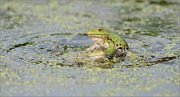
[{"xmin": 105, "ymin": 32, "xmax": 129, "ymax": 50}]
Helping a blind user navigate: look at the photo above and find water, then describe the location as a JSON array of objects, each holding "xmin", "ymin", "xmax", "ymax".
[{"xmin": 0, "ymin": 0, "xmax": 180, "ymax": 96}]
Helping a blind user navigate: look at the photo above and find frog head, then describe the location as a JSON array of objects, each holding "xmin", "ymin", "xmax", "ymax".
[
  {"xmin": 87, "ymin": 27, "xmax": 107, "ymax": 36},
  {"xmin": 87, "ymin": 28, "xmax": 107, "ymax": 43}
]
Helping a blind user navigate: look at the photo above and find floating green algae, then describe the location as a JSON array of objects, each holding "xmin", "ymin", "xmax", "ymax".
[{"xmin": 0, "ymin": 0, "xmax": 179, "ymax": 96}]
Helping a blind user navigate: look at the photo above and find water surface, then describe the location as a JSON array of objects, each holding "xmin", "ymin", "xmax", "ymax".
[{"xmin": 0, "ymin": 0, "xmax": 179, "ymax": 96}]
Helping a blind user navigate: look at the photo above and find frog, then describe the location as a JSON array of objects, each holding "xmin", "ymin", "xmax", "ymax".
[
  {"xmin": 51, "ymin": 27, "xmax": 178, "ymax": 68},
  {"xmin": 86, "ymin": 27, "xmax": 131, "ymax": 60}
]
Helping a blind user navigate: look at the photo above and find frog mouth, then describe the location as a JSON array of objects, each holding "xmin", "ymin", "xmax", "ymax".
[
  {"xmin": 88, "ymin": 33, "xmax": 106, "ymax": 38},
  {"xmin": 87, "ymin": 31, "xmax": 103, "ymax": 36},
  {"xmin": 88, "ymin": 34, "xmax": 102, "ymax": 38}
]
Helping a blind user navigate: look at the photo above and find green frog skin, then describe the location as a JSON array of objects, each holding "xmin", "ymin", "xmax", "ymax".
[{"xmin": 86, "ymin": 28, "xmax": 130, "ymax": 59}]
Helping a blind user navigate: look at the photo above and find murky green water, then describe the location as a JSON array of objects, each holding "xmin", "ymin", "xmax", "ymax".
[{"xmin": 0, "ymin": 0, "xmax": 180, "ymax": 96}]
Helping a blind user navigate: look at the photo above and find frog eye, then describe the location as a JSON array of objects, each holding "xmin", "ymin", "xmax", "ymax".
[
  {"xmin": 118, "ymin": 47, "xmax": 122, "ymax": 49},
  {"xmin": 98, "ymin": 28, "xmax": 103, "ymax": 31}
]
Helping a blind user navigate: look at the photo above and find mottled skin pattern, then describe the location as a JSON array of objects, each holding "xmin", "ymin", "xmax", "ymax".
[{"xmin": 86, "ymin": 28, "xmax": 129, "ymax": 60}]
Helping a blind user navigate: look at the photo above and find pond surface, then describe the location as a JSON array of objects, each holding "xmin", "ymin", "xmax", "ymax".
[{"xmin": 0, "ymin": 0, "xmax": 180, "ymax": 96}]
